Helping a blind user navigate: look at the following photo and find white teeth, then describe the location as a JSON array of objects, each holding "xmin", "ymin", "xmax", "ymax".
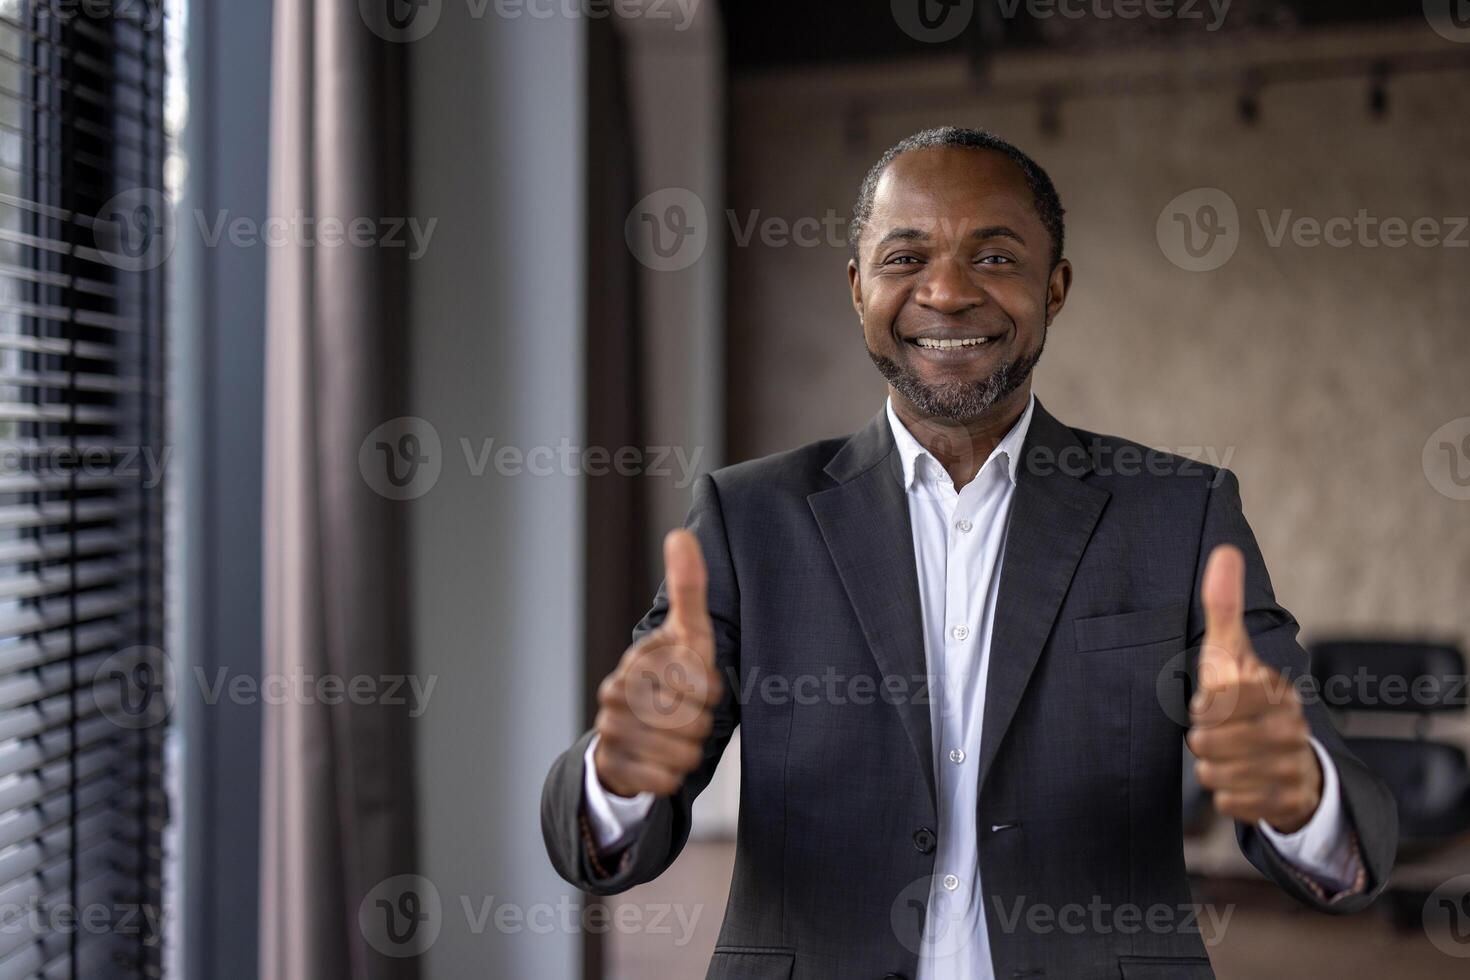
[{"xmin": 915, "ymin": 337, "xmax": 989, "ymax": 349}]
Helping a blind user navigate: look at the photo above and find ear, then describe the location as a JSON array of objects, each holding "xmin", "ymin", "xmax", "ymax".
[
  {"xmin": 1045, "ymin": 258, "xmax": 1073, "ymax": 324},
  {"xmin": 847, "ymin": 258, "xmax": 863, "ymax": 321}
]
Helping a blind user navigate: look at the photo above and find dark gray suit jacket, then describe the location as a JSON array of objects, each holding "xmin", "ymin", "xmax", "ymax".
[{"xmin": 542, "ymin": 400, "xmax": 1397, "ymax": 980}]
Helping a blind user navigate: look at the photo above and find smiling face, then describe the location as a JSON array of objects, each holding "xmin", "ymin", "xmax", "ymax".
[{"xmin": 848, "ymin": 146, "xmax": 1072, "ymax": 424}]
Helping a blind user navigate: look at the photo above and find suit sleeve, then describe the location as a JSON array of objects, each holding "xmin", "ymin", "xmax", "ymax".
[
  {"xmin": 1189, "ymin": 468, "xmax": 1398, "ymax": 914},
  {"xmin": 540, "ymin": 472, "xmax": 742, "ymax": 895}
]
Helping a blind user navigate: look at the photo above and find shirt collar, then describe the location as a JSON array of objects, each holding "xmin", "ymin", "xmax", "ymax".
[{"xmin": 884, "ymin": 392, "xmax": 1036, "ymax": 491}]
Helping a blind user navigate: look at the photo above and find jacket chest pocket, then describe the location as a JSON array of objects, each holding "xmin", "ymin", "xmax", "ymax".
[
  {"xmin": 708, "ymin": 946, "xmax": 795, "ymax": 980},
  {"xmin": 1073, "ymin": 603, "xmax": 1187, "ymax": 654}
]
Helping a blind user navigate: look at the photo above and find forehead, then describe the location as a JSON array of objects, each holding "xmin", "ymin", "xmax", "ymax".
[{"xmin": 868, "ymin": 146, "xmax": 1038, "ymax": 238}]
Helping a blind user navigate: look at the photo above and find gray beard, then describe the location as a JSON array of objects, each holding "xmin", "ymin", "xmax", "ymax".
[{"xmin": 866, "ymin": 333, "xmax": 1045, "ymax": 422}]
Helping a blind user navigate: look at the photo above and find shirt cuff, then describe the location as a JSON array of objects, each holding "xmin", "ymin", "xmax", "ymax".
[
  {"xmin": 1256, "ymin": 736, "xmax": 1363, "ymax": 895},
  {"xmin": 582, "ymin": 733, "xmax": 655, "ymax": 853}
]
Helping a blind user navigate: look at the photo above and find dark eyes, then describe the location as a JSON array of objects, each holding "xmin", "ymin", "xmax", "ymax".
[{"xmin": 881, "ymin": 253, "xmax": 1016, "ymax": 266}]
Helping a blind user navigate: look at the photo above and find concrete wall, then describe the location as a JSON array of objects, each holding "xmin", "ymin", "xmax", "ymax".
[{"xmin": 727, "ymin": 24, "xmax": 1470, "ymax": 651}]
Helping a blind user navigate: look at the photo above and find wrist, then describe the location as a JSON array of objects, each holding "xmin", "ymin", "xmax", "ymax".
[{"xmin": 592, "ymin": 738, "xmax": 636, "ymax": 799}]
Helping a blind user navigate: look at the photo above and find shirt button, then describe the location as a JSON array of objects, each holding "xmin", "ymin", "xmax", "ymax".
[
  {"xmin": 949, "ymin": 748, "xmax": 966, "ymax": 765},
  {"xmin": 955, "ymin": 519, "xmax": 972, "ymax": 533},
  {"xmin": 942, "ymin": 874, "xmax": 960, "ymax": 891},
  {"xmin": 951, "ymin": 625, "xmax": 969, "ymax": 641}
]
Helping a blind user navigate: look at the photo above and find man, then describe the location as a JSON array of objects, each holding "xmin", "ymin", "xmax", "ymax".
[{"xmin": 542, "ymin": 127, "xmax": 1397, "ymax": 979}]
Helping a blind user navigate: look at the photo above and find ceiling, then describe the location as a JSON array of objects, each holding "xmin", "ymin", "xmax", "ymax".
[{"xmin": 720, "ymin": 0, "xmax": 1438, "ymax": 70}]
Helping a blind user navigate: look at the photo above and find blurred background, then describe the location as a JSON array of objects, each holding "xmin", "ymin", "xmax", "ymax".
[{"xmin": 3, "ymin": 0, "xmax": 1466, "ymax": 978}]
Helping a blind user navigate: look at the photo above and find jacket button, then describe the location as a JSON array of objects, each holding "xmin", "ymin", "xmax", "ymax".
[{"xmin": 912, "ymin": 827, "xmax": 935, "ymax": 854}]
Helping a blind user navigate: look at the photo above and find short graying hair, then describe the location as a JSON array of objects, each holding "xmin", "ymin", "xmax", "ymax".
[{"xmin": 848, "ymin": 126, "xmax": 1066, "ymax": 268}]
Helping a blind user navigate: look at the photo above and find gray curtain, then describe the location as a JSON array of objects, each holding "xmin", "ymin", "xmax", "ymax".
[{"xmin": 260, "ymin": 1, "xmax": 419, "ymax": 978}]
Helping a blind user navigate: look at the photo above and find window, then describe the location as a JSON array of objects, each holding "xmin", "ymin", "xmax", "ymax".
[{"xmin": 0, "ymin": 1, "xmax": 167, "ymax": 975}]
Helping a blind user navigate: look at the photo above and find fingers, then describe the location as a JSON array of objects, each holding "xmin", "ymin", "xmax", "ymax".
[
  {"xmin": 592, "ymin": 739, "xmax": 688, "ymax": 799},
  {"xmin": 599, "ymin": 662, "xmax": 717, "ymax": 741},
  {"xmin": 1189, "ymin": 706, "xmax": 1321, "ymax": 830},
  {"xmin": 1211, "ymin": 785, "xmax": 1320, "ymax": 828},
  {"xmin": 593, "ymin": 629, "xmax": 722, "ymax": 798},
  {"xmin": 664, "ymin": 529, "xmax": 711, "ymax": 648},
  {"xmin": 595, "ymin": 706, "xmax": 708, "ymax": 771},
  {"xmin": 1187, "ymin": 708, "xmax": 1310, "ymax": 762},
  {"xmin": 1193, "ymin": 744, "xmax": 1314, "ymax": 792}
]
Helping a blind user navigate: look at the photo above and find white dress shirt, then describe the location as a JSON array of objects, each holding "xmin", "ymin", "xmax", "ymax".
[{"xmin": 582, "ymin": 394, "xmax": 1361, "ymax": 977}]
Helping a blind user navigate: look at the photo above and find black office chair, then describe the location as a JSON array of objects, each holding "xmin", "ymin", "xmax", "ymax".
[
  {"xmin": 1307, "ymin": 639, "xmax": 1470, "ymax": 926},
  {"xmin": 1308, "ymin": 639, "xmax": 1470, "ymax": 851}
]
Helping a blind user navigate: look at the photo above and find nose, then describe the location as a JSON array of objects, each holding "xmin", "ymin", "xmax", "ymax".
[{"xmin": 913, "ymin": 255, "xmax": 984, "ymax": 316}]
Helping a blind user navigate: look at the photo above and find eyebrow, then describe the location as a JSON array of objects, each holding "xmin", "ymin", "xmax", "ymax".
[{"xmin": 874, "ymin": 224, "xmax": 1028, "ymax": 249}]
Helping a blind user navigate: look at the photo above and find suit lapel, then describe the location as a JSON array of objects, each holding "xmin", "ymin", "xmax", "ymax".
[
  {"xmin": 976, "ymin": 402, "xmax": 1110, "ymax": 796},
  {"xmin": 808, "ymin": 412, "xmax": 936, "ymax": 808}
]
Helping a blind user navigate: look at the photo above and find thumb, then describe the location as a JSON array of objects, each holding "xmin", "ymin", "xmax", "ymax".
[
  {"xmin": 664, "ymin": 529, "xmax": 711, "ymax": 648},
  {"xmin": 1201, "ymin": 544, "xmax": 1248, "ymax": 658},
  {"xmin": 1196, "ymin": 544, "xmax": 1251, "ymax": 704}
]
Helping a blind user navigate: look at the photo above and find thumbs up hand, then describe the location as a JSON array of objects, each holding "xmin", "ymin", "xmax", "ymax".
[
  {"xmin": 592, "ymin": 529, "xmax": 723, "ymax": 799},
  {"xmin": 1186, "ymin": 545, "xmax": 1323, "ymax": 834}
]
